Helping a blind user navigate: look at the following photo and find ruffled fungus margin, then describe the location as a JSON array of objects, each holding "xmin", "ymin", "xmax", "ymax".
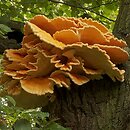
[{"xmin": 0, "ymin": 15, "xmax": 128, "ymax": 96}]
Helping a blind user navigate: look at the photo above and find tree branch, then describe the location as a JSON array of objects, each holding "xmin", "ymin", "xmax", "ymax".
[
  {"xmin": 49, "ymin": 0, "xmax": 116, "ymax": 22},
  {"xmin": 88, "ymin": 1, "xmax": 118, "ymax": 10}
]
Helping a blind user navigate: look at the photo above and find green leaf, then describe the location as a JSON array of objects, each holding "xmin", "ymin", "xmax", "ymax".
[
  {"xmin": 13, "ymin": 119, "xmax": 31, "ymax": 130},
  {"xmin": 0, "ymin": 24, "xmax": 12, "ymax": 34},
  {"xmin": 5, "ymin": 96, "xmax": 16, "ymax": 106},
  {"xmin": 33, "ymin": 111, "xmax": 49, "ymax": 121}
]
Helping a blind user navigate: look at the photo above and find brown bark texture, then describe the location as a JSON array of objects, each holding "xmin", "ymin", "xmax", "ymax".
[{"xmin": 46, "ymin": 1, "xmax": 130, "ymax": 130}]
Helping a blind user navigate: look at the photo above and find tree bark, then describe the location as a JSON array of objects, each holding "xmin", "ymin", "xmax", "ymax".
[
  {"xmin": 46, "ymin": 1, "xmax": 130, "ymax": 130},
  {"xmin": 113, "ymin": 0, "xmax": 130, "ymax": 42}
]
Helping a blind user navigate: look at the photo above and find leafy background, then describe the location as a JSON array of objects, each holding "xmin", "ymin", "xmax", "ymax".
[
  {"xmin": 0, "ymin": 0, "xmax": 119, "ymax": 30},
  {"xmin": 0, "ymin": 0, "xmax": 120, "ymax": 129}
]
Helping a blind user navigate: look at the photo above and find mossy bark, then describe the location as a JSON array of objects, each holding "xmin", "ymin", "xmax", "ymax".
[{"xmin": 47, "ymin": 1, "xmax": 130, "ymax": 130}]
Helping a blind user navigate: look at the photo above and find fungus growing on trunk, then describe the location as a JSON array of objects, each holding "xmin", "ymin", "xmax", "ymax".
[{"xmin": 0, "ymin": 15, "xmax": 129, "ymax": 96}]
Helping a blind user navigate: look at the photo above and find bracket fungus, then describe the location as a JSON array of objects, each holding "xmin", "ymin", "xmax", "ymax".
[{"xmin": 0, "ymin": 15, "xmax": 129, "ymax": 96}]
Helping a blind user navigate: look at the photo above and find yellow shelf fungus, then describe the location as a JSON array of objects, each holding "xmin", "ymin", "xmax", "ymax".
[{"xmin": 0, "ymin": 15, "xmax": 128, "ymax": 95}]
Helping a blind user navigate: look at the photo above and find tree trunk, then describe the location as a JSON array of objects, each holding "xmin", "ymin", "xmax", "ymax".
[{"xmin": 46, "ymin": 1, "xmax": 130, "ymax": 130}]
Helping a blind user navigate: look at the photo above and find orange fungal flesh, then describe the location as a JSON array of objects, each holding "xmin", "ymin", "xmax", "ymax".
[{"xmin": 0, "ymin": 15, "xmax": 128, "ymax": 96}]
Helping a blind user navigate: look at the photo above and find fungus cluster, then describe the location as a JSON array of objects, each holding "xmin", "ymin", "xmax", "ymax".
[{"xmin": 0, "ymin": 15, "xmax": 128, "ymax": 95}]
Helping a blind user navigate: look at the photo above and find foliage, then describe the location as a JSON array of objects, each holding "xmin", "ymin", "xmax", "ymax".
[
  {"xmin": 0, "ymin": 96, "xmax": 70, "ymax": 130},
  {"xmin": 0, "ymin": 0, "xmax": 120, "ymax": 31},
  {"xmin": 0, "ymin": 24, "xmax": 12, "ymax": 38}
]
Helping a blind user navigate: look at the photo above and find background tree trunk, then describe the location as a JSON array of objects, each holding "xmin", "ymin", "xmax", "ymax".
[
  {"xmin": 113, "ymin": 0, "xmax": 130, "ymax": 40},
  {"xmin": 46, "ymin": 1, "xmax": 130, "ymax": 130}
]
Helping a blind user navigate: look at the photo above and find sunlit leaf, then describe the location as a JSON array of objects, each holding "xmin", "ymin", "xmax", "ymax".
[{"xmin": 0, "ymin": 24, "xmax": 12, "ymax": 34}]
